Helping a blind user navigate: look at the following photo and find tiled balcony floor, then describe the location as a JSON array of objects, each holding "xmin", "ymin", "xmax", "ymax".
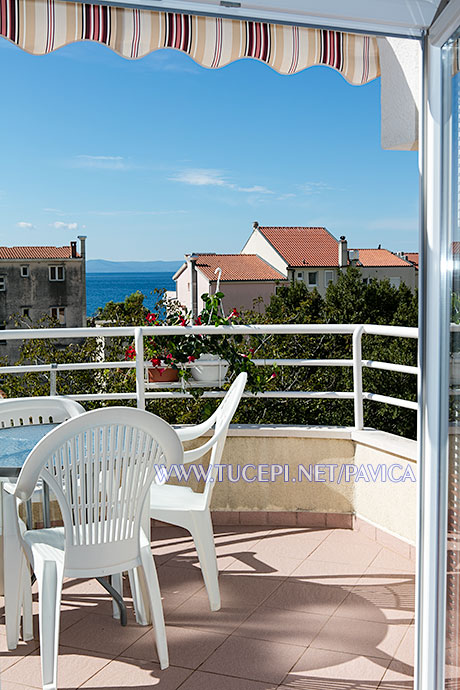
[{"xmin": 0, "ymin": 525, "xmax": 416, "ymax": 690}]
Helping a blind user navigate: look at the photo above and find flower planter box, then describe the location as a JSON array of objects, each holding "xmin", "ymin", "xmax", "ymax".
[
  {"xmin": 190, "ymin": 354, "xmax": 229, "ymax": 383},
  {"xmin": 148, "ymin": 367, "xmax": 179, "ymax": 383}
]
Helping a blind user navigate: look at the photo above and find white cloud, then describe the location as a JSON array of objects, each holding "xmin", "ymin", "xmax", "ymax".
[
  {"xmin": 51, "ymin": 221, "xmax": 78, "ymax": 230},
  {"xmin": 170, "ymin": 168, "xmax": 274, "ymax": 195},
  {"xmin": 16, "ymin": 221, "xmax": 35, "ymax": 229},
  {"xmin": 170, "ymin": 168, "xmax": 229, "ymax": 187},
  {"xmin": 298, "ymin": 182, "xmax": 336, "ymax": 195},
  {"xmin": 236, "ymin": 185, "xmax": 273, "ymax": 195},
  {"xmin": 73, "ymin": 155, "xmax": 127, "ymax": 171}
]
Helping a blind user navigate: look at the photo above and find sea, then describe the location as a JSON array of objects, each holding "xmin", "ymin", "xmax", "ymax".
[{"xmin": 86, "ymin": 272, "xmax": 176, "ymax": 317}]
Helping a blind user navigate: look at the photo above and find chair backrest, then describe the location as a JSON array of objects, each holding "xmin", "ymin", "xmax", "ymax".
[
  {"xmin": 0, "ymin": 396, "xmax": 85, "ymax": 428},
  {"xmin": 188, "ymin": 372, "xmax": 247, "ymax": 506},
  {"xmin": 14, "ymin": 407, "xmax": 184, "ymax": 568}
]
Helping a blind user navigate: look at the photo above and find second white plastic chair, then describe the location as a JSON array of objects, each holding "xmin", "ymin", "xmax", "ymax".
[{"xmin": 134, "ymin": 372, "xmax": 247, "ymax": 613}]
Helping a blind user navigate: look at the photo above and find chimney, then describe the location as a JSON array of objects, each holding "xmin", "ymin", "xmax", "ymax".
[
  {"xmin": 187, "ymin": 253, "xmax": 199, "ymax": 318},
  {"xmin": 77, "ymin": 236, "xmax": 87, "ymax": 326},
  {"xmin": 338, "ymin": 236, "xmax": 348, "ymax": 269},
  {"xmin": 70, "ymin": 241, "xmax": 77, "ymax": 258},
  {"xmin": 77, "ymin": 235, "xmax": 87, "ymax": 260}
]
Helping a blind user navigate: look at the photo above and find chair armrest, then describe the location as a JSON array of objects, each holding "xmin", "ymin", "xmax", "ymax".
[{"xmin": 175, "ymin": 417, "xmax": 216, "ymax": 442}]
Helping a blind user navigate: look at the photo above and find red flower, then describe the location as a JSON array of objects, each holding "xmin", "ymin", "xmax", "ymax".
[
  {"xmin": 165, "ymin": 353, "xmax": 173, "ymax": 360},
  {"xmin": 146, "ymin": 312, "xmax": 158, "ymax": 323},
  {"xmin": 187, "ymin": 355, "xmax": 196, "ymax": 363},
  {"xmin": 150, "ymin": 357, "xmax": 161, "ymax": 367},
  {"xmin": 269, "ymin": 372, "xmax": 277, "ymax": 380},
  {"xmin": 195, "ymin": 316, "xmax": 202, "ymax": 325},
  {"xmin": 249, "ymin": 348, "xmax": 255, "ymax": 354},
  {"xmin": 125, "ymin": 346, "xmax": 136, "ymax": 360},
  {"xmin": 179, "ymin": 317, "xmax": 187, "ymax": 326},
  {"xmin": 228, "ymin": 308, "xmax": 239, "ymax": 320}
]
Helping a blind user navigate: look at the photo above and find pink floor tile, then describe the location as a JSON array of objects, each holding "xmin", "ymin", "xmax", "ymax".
[
  {"xmin": 221, "ymin": 551, "xmax": 303, "ymax": 578},
  {"xmin": 310, "ymin": 614, "xmax": 410, "ymax": 660},
  {"xmin": 307, "ymin": 531, "xmax": 382, "ymax": 568},
  {"xmin": 2, "ymin": 647, "xmax": 113, "ymax": 690},
  {"xmin": 280, "ymin": 647, "xmax": 389, "ymax": 689},
  {"xmin": 333, "ymin": 590, "xmax": 414, "ymax": 625},
  {"xmin": 379, "ymin": 659, "xmax": 414, "ymax": 689},
  {"xmin": 123, "ymin": 624, "xmax": 228, "ymax": 669},
  {"xmin": 79, "ymin": 657, "xmax": 191, "ymax": 689},
  {"xmin": 201, "ymin": 636, "xmax": 305, "ymax": 684},
  {"xmin": 0, "ymin": 633, "xmax": 39, "ymax": 673},
  {"xmin": 166, "ymin": 591, "xmax": 256, "ymax": 635},
  {"xmin": 233, "ymin": 606, "xmax": 329, "ymax": 646},
  {"xmin": 263, "ymin": 579, "xmax": 349, "ymax": 617},
  {"xmin": 216, "ymin": 574, "xmax": 284, "ymax": 606},
  {"xmin": 366, "ymin": 548, "xmax": 416, "ymax": 574},
  {"xmin": 291, "ymin": 558, "xmax": 364, "ymax": 587},
  {"xmin": 58, "ymin": 612, "xmax": 150, "ymax": 657},
  {"xmin": 178, "ymin": 670, "xmax": 278, "ymax": 690}
]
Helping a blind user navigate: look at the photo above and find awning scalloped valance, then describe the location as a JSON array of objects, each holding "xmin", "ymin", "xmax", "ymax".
[{"xmin": 0, "ymin": 0, "xmax": 380, "ymax": 85}]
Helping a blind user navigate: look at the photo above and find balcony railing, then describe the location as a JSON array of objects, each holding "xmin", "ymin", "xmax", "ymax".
[{"xmin": 0, "ymin": 323, "xmax": 418, "ymax": 431}]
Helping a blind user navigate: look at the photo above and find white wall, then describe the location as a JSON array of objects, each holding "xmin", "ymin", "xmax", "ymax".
[
  {"xmin": 241, "ymin": 230, "xmax": 288, "ymax": 275},
  {"xmin": 378, "ymin": 36, "xmax": 421, "ymax": 151}
]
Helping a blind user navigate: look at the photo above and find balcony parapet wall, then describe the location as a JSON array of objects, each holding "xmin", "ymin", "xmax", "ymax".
[{"xmin": 178, "ymin": 425, "xmax": 418, "ymax": 545}]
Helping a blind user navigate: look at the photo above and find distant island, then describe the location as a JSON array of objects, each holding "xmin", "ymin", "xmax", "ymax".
[{"xmin": 87, "ymin": 259, "xmax": 183, "ymax": 273}]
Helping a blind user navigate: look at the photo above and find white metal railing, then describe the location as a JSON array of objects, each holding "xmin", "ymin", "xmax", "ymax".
[{"xmin": 0, "ymin": 323, "xmax": 418, "ymax": 430}]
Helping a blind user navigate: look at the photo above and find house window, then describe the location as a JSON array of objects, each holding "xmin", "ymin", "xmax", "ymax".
[
  {"xmin": 0, "ymin": 276, "xmax": 6, "ymax": 291},
  {"xmin": 389, "ymin": 277, "xmax": 401, "ymax": 288},
  {"xmin": 20, "ymin": 265, "xmax": 29, "ymax": 278},
  {"xmin": 50, "ymin": 307, "xmax": 66, "ymax": 324},
  {"xmin": 308, "ymin": 272, "xmax": 318, "ymax": 286},
  {"xmin": 49, "ymin": 266, "xmax": 65, "ymax": 281},
  {"xmin": 324, "ymin": 270, "xmax": 334, "ymax": 286},
  {"xmin": 297, "ymin": 272, "xmax": 303, "ymax": 280},
  {"xmin": 22, "ymin": 308, "xmax": 30, "ymax": 318}
]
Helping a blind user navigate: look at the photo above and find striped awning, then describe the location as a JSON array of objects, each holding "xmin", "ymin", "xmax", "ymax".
[{"xmin": 0, "ymin": 0, "xmax": 380, "ymax": 85}]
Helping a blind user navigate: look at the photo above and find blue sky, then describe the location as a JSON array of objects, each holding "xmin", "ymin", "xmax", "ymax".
[{"xmin": 0, "ymin": 38, "xmax": 419, "ymax": 261}]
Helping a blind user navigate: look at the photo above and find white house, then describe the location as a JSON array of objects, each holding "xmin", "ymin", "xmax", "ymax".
[
  {"xmin": 174, "ymin": 253, "xmax": 287, "ymax": 316},
  {"xmin": 242, "ymin": 223, "xmax": 417, "ymax": 294}
]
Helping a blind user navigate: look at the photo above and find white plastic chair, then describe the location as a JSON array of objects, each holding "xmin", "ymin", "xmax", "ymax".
[
  {"xmin": 3, "ymin": 406, "xmax": 184, "ymax": 690},
  {"xmin": 137, "ymin": 372, "xmax": 247, "ymax": 612},
  {"xmin": 0, "ymin": 396, "xmax": 85, "ymax": 428},
  {"xmin": 0, "ymin": 396, "xmax": 85, "ymax": 644}
]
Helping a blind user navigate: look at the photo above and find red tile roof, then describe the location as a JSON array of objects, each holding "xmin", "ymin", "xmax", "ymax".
[
  {"xmin": 0, "ymin": 246, "xmax": 78, "ymax": 259},
  {"xmin": 403, "ymin": 252, "xmax": 419, "ymax": 269},
  {"xmin": 258, "ymin": 226, "xmax": 338, "ymax": 267},
  {"xmin": 351, "ymin": 248, "xmax": 413, "ymax": 267},
  {"xmin": 257, "ymin": 227, "xmax": 415, "ymax": 269},
  {"xmin": 195, "ymin": 254, "xmax": 287, "ymax": 282}
]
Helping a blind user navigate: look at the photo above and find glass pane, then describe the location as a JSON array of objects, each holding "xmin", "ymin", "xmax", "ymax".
[{"xmin": 448, "ymin": 33, "xmax": 460, "ymax": 686}]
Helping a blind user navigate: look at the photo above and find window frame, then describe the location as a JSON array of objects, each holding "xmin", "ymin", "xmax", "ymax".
[{"xmin": 49, "ymin": 265, "xmax": 65, "ymax": 282}]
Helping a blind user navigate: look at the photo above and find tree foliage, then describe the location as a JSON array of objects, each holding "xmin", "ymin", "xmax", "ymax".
[{"xmin": 0, "ymin": 269, "xmax": 418, "ymax": 438}]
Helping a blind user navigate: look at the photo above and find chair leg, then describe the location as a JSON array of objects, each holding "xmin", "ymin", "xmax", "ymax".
[
  {"xmin": 4, "ymin": 536, "xmax": 24, "ymax": 650},
  {"xmin": 189, "ymin": 511, "xmax": 221, "ymax": 611},
  {"xmin": 128, "ymin": 567, "xmax": 150, "ymax": 627},
  {"xmin": 21, "ymin": 557, "xmax": 34, "ymax": 641},
  {"xmin": 111, "ymin": 572, "xmax": 122, "ymax": 620},
  {"xmin": 139, "ymin": 545, "xmax": 169, "ymax": 670},
  {"xmin": 35, "ymin": 557, "xmax": 64, "ymax": 690}
]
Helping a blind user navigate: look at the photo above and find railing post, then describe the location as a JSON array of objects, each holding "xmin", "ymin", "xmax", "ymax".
[
  {"xmin": 134, "ymin": 328, "xmax": 145, "ymax": 410},
  {"xmin": 352, "ymin": 325, "xmax": 364, "ymax": 430},
  {"xmin": 50, "ymin": 364, "xmax": 57, "ymax": 396}
]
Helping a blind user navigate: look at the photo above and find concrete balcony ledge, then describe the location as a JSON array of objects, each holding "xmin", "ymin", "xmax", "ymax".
[{"xmin": 178, "ymin": 424, "xmax": 418, "ymax": 548}]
